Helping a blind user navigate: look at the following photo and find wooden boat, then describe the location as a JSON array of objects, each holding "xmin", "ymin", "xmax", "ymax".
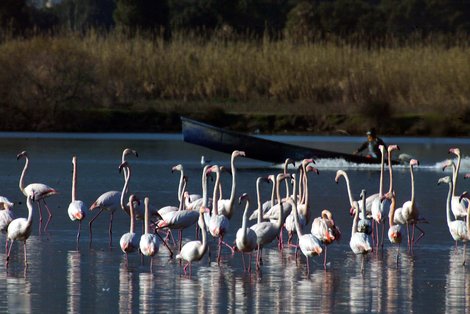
[{"xmin": 181, "ymin": 116, "xmax": 398, "ymax": 165}]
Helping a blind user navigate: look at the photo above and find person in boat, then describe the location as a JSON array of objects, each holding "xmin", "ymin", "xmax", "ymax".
[{"xmin": 353, "ymin": 128, "xmax": 386, "ymax": 159}]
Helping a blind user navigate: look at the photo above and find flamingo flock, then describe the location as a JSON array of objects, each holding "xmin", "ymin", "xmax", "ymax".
[{"xmin": 3, "ymin": 145, "xmax": 470, "ymax": 279}]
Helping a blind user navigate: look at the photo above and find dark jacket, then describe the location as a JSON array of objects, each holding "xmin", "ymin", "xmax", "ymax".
[{"xmin": 356, "ymin": 137, "xmax": 386, "ymax": 159}]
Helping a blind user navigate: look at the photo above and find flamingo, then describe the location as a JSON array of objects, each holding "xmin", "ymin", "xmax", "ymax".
[
  {"xmin": 88, "ymin": 162, "xmax": 129, "ymax": 247},
  {"xmin": 67, "ymin": 156, "xmax": 86, "ymax": 246},
  {"xmin": 119, "ymin": 194, "xmax": 139, "ymax": 261},
  {"xmin": 6, "ymin": 193, "xmax": 35, "ymax": 268},
  {"xmin": 0, "ymin": 197, "xmax": 15, "ymax": 254},
  {"xmin": 311, "ymin": 209, "xmax": 341, "ymax": 269},
  {"xmin": 392, "ymin": 159, "xmax": 425, "ymax": 251},
  {"xmin": 156, "ymin": 177, "xmax": 199, "ymax": 253},
  {"xmin": 235, "ymin": 193, "xmax": 258, "ymax": 272},
  {"xmin": 438, "ymin": 176, "xmax": 469, "ymax": 265},
  {"xmin": 370, "ymin": 144, "xmax": 388, "ymax": 249},
  {"xmin": 218, "ymin": 150, "xmax": 246, "ymax": 219},
  {"xmin": 285, "ymin": 159, "xmax": 317, "ymax": 246},
  {"xmin": 287, "ymin": 172, "xmax": 322, "ymax": 275},
  {"xmin": 349, "ymin": 189, "xmax": 372, "ymax": 272},
  {"xmin": 139, "ymin": 197, "xmax": 159, "ymax": 269},
  {"xmin": 176, "ymin": 206, "xmax": 209, "ymax": 276},
  {"xmin": 443, "ymin": 148, "xmax": 467, "ymax": 219},
  {"xmin": 17, "ymin": 151, "xmax": 58, "ymax": 232},
  {"xmin": 335, "ymin": 170, "xmax": 372, "ymax": 235},
  {"xmin": 385, "ymin": 190, "xmax": 402, "ymax": 265},
  {"xmin": 207, "ymin": 165, "xmax": 234, "ymax": 264},
  {"xmin": 121, "ymin": 148, "xmax": 138, "ymax": 187},
  {"xmin": 250, "ymin": 173, "xmax": 290, "ymax": 270}
]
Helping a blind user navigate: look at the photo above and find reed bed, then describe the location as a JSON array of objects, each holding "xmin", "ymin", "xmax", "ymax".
[{"xmin": 0, "ymin": 31, "xmax": 469, "ymax": 132}]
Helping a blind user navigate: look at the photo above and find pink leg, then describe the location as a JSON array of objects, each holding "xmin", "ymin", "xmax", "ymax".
[
  {"xmin": 42, "ymin": 199, "xmax": 53, "ymax": 232},
  {"xmin": 306, "ymin": 256, "xmax": 310, "ymax": 275},
  {"xmin": 23, "ymin": 240, "xmax": 28, "ymax": 268},
  {"xmin": 37, "ymin": 202, "xmax": 43, "ymax": 235},
  {"xmin": 88, "ymin": 208, "xmax": 104, "ymax": 247},
  {"xmin": 323, "ymin": 246, "xmax": 328, "ymax": 270},
  {"xmin": 77, "ymin": 220, "xmax": 82, "ymax": 246},
  {"xmin": 5, "ymin": 239, "xmax": 12, "ymax": 266},
  {"xmin": 108, "ymin": 212, "xmax": 114, "ymax": 248},
  {"xmin": 241, "ymin": 252, "xmax": 246, "ymax": 271},
  {"xmin": 413, "ymin": 225, "xmax": 425, "ymax": 244}
]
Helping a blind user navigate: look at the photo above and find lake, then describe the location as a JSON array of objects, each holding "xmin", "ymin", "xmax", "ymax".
[{"xmin": 0, "ymin": 132, "xmax": 469, "ymax": 313}]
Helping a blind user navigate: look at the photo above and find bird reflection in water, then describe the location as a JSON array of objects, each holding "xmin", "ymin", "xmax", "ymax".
[
  {"xmin": 119, "ymin": 257, "xmax": 136, "ymax": 313},
  {"xmin": 67, "ymin": 251, "xmax": 81, "ymax": 314},
  {"xmin": 446, "ymin": 248, "xmax": 470, "ymax": 312}
]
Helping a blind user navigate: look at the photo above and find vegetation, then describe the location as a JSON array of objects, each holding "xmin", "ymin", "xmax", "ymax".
[{"xmin": 0, "ymin": 1, "xmax": 469, "ymax": 136}]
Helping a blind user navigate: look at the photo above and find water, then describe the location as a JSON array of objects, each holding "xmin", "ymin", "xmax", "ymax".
[{"xmin": 1, "ymin": 132, "xmax": 470, "ymax": 313}]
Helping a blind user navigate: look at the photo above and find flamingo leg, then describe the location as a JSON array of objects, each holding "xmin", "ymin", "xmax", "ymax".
[
  {"xmin": 108, "ymin": 212, "xmax": 114, "ymax": 248},
  {"xmin": 36, "ymin": 201, "xmax": 43, "ymax": 235},
  {"xmin": 323, "ymin": 246, "xmax": 328, "ymax": 270},
  {"xmin": 381, "ymin": 222, "xmax": 385, "ymax": 249},
  {"xmin": 248, "ymin": 253, "xmax": 252, "ymax": 273},
  {"xmin": 42, "ymin": 199, "xmax": 53, "ymax": 232},
  {"xmin": 178, "ymin": 230, "xmax": 183, "ymax": 253},
  {"xmin": 256, "ymin": 244, "xmax": 261, "ymax": 270},
  {"xmin": 217, "ymin": 238, "xmax": 222, "ymax": 264},
  {"xmin": 396, "ymin": 244, "xmax": 400, "ymax": 268},
  {"xmin": 306, "ymin": 256, "xmax": 310, "ymax": 275},
  {"xmin": 77, "ymin": 220, "xmax": 81, "ymax": 247},
  {"xmin": 153, "ymin": 231, "xmax": 173, "ymax": 258},
  {"xmin": 241, "ymin": 252, "xmax": 246, "ymax": 271},
  {"xmin": 88, "ymin": 208, "xmax": 104, "ymax": 247},
  {"xmin": 4, "ymin": 238, "xmax": 8, "ymax": 255},
  {"xmin": 5, "ymin": 239, "xmax": 13, "ymax": 266},
  {"xmin": 463, "ymin": 242, "xmax": 467, "ymax": 266},
  {"xmin": 23, "ymin": 240, "xmax": 28, "ymax": 268},
  {"xmin": 413, "ymin": 224, "xmax": 425, "ymax": 244}
]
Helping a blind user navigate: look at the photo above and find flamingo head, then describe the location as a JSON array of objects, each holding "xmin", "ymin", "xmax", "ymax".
[
  {"xmin": 238, "ymin": 193, "xmax": 249, "ymax": 204},
  {"xmin": 438, "ymin": 176, "xmax": 452, "ymax": 186},
  {"xmin": 233, "ymin": 150, "xmax": 246, "ymax": 158},
  {"xmin": 387, "ymin": 145, "xmax": 400, "ymax": 152},
  {"xmin": 334, "ymin": 170, "xmax": 346, "ymax": 183},
  {"xmin": 449, "ymin": 147, "xmax": 461, "ymax": 156},
  {"xmin": 441, "ymin": 159, "xmax": 454, "ymax": 172},
  {"xmin": 171, "ymin": 164, "xmax": 183, "ymax": 173},
  {"xmin": 306, "ymin": 165, "xmax": 319, "ymax": 175},
  {"xmin": 410, "ymin": 159, "xmax": 419, "ymax": 167},
  {"xmin": 302, "ymin": 158, "xmax": 315, "ymax": 167},
  {"xmin": 16, "ymin": 151, "xmax": 28, "ymax": 160},
  {"xmin": 122, "ymin": 148, "xmax": 138, "ymax": 158}
]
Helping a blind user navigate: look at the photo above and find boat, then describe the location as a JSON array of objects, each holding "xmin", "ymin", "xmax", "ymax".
[{"xmin": 181, "ymin": 116, "xmax": 399, "ymax": 165}]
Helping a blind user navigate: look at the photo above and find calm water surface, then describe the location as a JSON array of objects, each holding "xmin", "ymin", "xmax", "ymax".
[{"xmin": 0, "ymin": 133, "xmax": 470, "ymax": 313}]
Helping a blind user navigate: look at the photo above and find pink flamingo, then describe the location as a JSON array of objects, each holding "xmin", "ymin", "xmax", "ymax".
[
  {"xmin": 176, "ymin": 206, "xmax": 209, "ymax": 276},
  {"xmin": 17, "ymin": 151, "xmax": 58, "ymax": 232},
  {"xmin": 208, "ymin": 165, "xmax": 234, "ymax": 264},
  {"xmin": 0, "ymin": 197, "xmax": 14, "ymax": 253},
  {"xmin": 6, "ymin": 193, "xmax": 35, "ymax": 268},
  {"xmin": 443, "ymin": 148, "xmax": 467, "ymax": 219},
  {"xmin": 438, "ymin": 176, "xmax": 469, "ymax": 265},
  {"xmin": 311, "ymin": 208, "xmax": 341, "ymax": 269},
  {"xmin": 217, "ymin": 150, "xmax": 245, "ymax": 219},
  {"xmin": 140, "ymin": 197, "xmax": 159, "ymax": 269},
  {"xmin": 392, "ymin": 159, "xmax": 425, "ymax": 251},
  {"xmin": 235, "ymin": 193, "xmax": 258, "ymax": 272},
  {"xmin": 287, "ymin": 172, "xmax": 322, "ymax": 275},
  {"xmin": 172, "ymin": 164, "xmax": 201, "ymax": 205},
  {"xmin": 349, "ymin": 189, "xmax": 372, "ymax": 272},
  {"xmin": 120, "ymin": 194, "xmax": 139, "ymax": 262},
  {"xmin": 250, "ymin": 173, "xmax": 290, "ymax": 270},
  {"xmin": 67, "ymin": 156, "xmax": 86, "ymax": 246},
  {"xmin": 385, "ymin": 190, "xmax": 402, "ymax": 265}
]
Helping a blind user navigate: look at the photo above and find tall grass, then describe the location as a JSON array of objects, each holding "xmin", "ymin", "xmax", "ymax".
[{"xmin": 0, "ymin": 30, "xmax": 469, "ymax": 131}]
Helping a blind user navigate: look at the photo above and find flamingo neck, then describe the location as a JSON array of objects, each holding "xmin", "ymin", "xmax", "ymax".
[
  {"xmin": 129, "ymin": 202, "xmax": 135, "ymax": 233},
  {"xmin": 201, "ymin": 168, "xmax": 208, "ymax": 208},
  {"xmin": 212, "ymin": 169, "xmax": 220, "ymax": 216},
  {"xmin": 275, "ymin": 176, "xmax": 284, "ymax": 229},
  {"xmin": 226, "ymin": 154, "xmax": 238, "ymax": 218},
  {"xmin": 19, "ymin": 156, "xmax": 29, "ymax": 196},
  {"xmin": 120, "ymin": 167, "xmax": 131, "ymax": 214},
  {"xmin": 388, "ymin": 151, "xmax": 394, "ymax": 194},
  {"xmin": 177, "ymin": 169, "xmax": 184, "ymax": 202},
  {"xmin": 26, "ymin": 196, "xmax": 34, "ymax": 226},
  {"xmin": 241, "ymin": 200, "xmax": 249, "ymax": 238},
  {"xmin": 389, "ymin": 197, "xmax": 396, "ymax": 227},
  {"xmin": 446, "ymin": 181, "xmax": 453, "ymax": 226},
  {"xmin": 343, "ymin": 173, "xmax": 355, "ymax": 207},
  {"xmin": 72, "ymin": 158, "xmax": 77, "ymax": 202},
  {"xmin": 454, "ymin": 153, "xmax": 461, "ymax": 192},
  {"xmin": 199, "ymin": 213, "xmax": 208, "ymax": 256},
  {"xmin": 144, "ymin": 202, "xmax": 149, "ymax": 235},
  {"xmin": 410, "ymin": 165, "xmax": 415, "ymax": 205},
  {"xmin": 352, "ymin": 203, "xmax": 359, "ymax": 235},
  {"xmin": 379, "ymin": 149, "xmax": 385, "ymax": 196},
  {"xmin": 270, "ymin": 179, "xmax": 275, "ymax": 208},
  {"xmin": 256, "ymin": 178, "xmax": 262, "ymax": 224}
]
